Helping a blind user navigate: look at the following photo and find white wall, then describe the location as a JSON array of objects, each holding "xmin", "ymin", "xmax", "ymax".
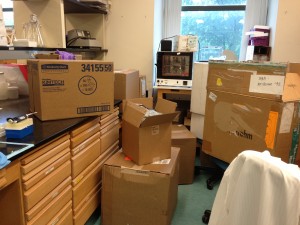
[
  {"xmin": 268, "ymin": 0, "xmax": 300, "ymax": 62},
  {"xmin": 104, "ymin": 0, "xmax": 163, "ymax": 95}
]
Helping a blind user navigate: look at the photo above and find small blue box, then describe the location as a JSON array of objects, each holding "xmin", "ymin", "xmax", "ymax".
[{"xmin": 5, "ymin": 124, "xmax": 34, "ymax": 139}]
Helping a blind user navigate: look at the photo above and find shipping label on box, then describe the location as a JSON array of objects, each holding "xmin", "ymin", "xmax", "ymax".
[
  {"xmin": 206, "ymin": 61, "xmax": 300, "ymax": 101},
  {"xmin": 28, "ymin": 59, "xmax": 114, "ymax": 121}
]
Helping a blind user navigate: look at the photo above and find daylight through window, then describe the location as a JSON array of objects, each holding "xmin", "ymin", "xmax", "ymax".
[{"xmin": 181, "ymin": 0, "xmax": 246, "ymax": 61}]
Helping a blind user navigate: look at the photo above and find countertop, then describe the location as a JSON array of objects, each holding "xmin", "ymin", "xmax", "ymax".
[{"xmin": 0, "ymin": 96, "xmax": 103, "ymax": 161}]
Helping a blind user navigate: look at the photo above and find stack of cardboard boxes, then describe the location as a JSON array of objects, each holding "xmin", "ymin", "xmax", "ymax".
[
  {"xmin": 101, "ymin": 97, "xmax": 181, "ymax": 225},
  {"xmin": 202, "ymin": 61, "xmax": 300, "ymax": 163}
]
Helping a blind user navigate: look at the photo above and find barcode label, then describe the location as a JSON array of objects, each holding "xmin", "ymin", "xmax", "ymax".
[{"xmin": 77, "ymin": 105, "xmax": 110, "ymax": 114}]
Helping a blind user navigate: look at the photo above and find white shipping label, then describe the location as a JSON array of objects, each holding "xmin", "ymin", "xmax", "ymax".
[
  {"xmin": 209, "ymin": 92, "xmax": 217, "ymax": 102},
  {"xmin": 279, "ymin": 103, "xmax": 294, "ymax": 133},
  {"xmin": 152, "ymin": 159, "xmax": 171, "ymax": 165},
  {"xmin": 151, "ymin": 125, "xmax": 159, "ymax": 135},
  {"xmin": 249, "ymin": 75, "xmax": 285, "ymax": 95},
  {"xmin": 121, "ymin": 166, "xmax": 150, "ymax": 176}
]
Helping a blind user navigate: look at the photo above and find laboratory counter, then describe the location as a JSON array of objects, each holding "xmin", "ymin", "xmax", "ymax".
[
  {"xmin": 0, "ymin": 96, "xmax": 118, "ymax": 161},
  {"xmin": 0, "ymin": 96, "xmax": 122, "ymax": 225}
]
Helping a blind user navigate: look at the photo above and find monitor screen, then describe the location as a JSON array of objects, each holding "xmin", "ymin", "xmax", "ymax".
[
  {"xmin": 156, "ymin": 52, "xmax": 193, "ymax": 80},
  {"xmin": 162, "ymin": 55, "xmax": 190, "ymax": 77}
]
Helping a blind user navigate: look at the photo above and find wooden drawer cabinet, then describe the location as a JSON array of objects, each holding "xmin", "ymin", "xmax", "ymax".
[
  {"xmin": 71, "ymin": 132, "xmax": 100, "ymax": 156},
  {"xmin": 70, "ymin": 119, "xmax": 100, "ymax": 149},
  {"xmin": 73, "ymin": 184, "xmax": 101, "ymax": 225},
  {"xmin": 70, "ymin": 117, "xmax": 100, "ymax": 138},
  {"xmin": 100, "ymin": 125, "xmax": 120, "ymax": 153},
  {"xmin": 99, "ymin": 108, "xmax": 119, "ymax": 127},
  {"xmin": 72, "ymin": 143, "xmax": 118, "ymax": 210},
  {"xmin": 48, "ymin": 206, "xmax": 73, "ymax": 225},
  {"xmin": 27, "ymin": 187, "xmax": 72, "ymax": 225},
  {"xmin": 25, "ymin": 177, "xmax": 71, "ymax": 221},
  {"xmin": 0, "ymin": 160, "xmax": 19, "ymax": 190},
  {"xmin": 72, "ymin": 154, "xmax": 103, "ymax": 209},
  {"xmin": 23, "ymin": 161, "xmax": 71, "ymax": 212},
  {"xmin": 0, "ymin": 160, "xmax": 24, "ymax": 225},
  {"xmin": 21, "ymin": 135, "xmax": 70, "ymax": 174},
  {"xmin": 23, "ymin": 149, "xmax": 70, "ymax": 191},
  {"xmin": 71, "ymin": 138, "xmax": 101, "ymax": 178}
]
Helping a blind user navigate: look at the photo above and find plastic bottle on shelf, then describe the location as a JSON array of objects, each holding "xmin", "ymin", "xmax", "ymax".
[{"xmin": 0, "ymin": 72, "xmax": 8, "ymax": 100}]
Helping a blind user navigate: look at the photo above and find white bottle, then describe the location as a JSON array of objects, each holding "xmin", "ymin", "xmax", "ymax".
[{"xmin": 0, "ymin": 72, "xmax": 8, "ymax": 100}]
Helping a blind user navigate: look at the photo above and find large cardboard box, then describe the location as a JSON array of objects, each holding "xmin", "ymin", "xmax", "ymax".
[
  {"xmin": 101, "ymin": 148, "xmax": 180, "ymax": 225},
  {"xmin": 114, "ymin": 69, "xmax": 140, "ymax": 100},
  {"xmin": 171, "ymin": 124, "xmax": 196, "ymax": 184},
  {"xmin": 207, "ymin": 61, "xmax": 300, "ymax": 102},
  {"xmin": 202, "ymin": 89, "xmax": 300, "ymax": 163},
  {"xmin": 27, "ymin": 59, "xmax": 114, "ymax": 121},
  {"xmin": 122, "ymin": 97, "xmax": 177, "ymax": 165}
]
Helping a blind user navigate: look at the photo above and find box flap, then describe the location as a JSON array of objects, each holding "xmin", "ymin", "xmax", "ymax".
[
  {"xmin": 282, "ymin": 73, "xmax": 300, "ymax": 102},
  {"xmin": 155, "ymin": 98, "xmax": 177, "ymax": 113},
  {"xmin": 125, "ymin": 97, "xmax": 154, "ymax": 109},
  {"xmin": 122, "ymin": 100, "xmax": 147, "ymax": 127},
  {"xmin": 140, "ymin": 112, "xmax": 178, "ymax": 127},
  {"xmin": 105, "ymin": 148, "xmax": 180, "ymax": 175}
]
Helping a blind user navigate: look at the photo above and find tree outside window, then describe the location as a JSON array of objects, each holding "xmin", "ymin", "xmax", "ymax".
[{"xmin": 181, "ymin": 0, "xmax": 246, "ymax": 61}]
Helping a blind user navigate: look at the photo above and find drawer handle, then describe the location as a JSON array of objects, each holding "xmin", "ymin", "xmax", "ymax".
[
  {"xmin": 51, "ymin": 191, "xmax": 59, "ymax": 199},
  {"xmin": 0, "ymin": 178, "xmax": 7, "ymax": 190},
  {"xmin": 45, "ymin": 166, "xmax": 55, "ymax": 175},
  {"xmin": 50, "ymin": 217, "xmax": 59, "ymax": 225}
]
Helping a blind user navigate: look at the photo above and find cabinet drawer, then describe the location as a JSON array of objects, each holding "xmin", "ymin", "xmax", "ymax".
[
  {"xmin": 21, "ymin": 134, "xmax": 70, "ymax": 166},
  {"xmin": 70, "ymin": 117, "xmax": 100, "ymax": 138},
  {"xmin": 100, "ymin": 117, "xmax": 120, "ymax": 136},
  {"xmin": 70, "ymin": 124, "xmax": 100, "ymax": 148},
  {"xmin": 73, "ymin": 181, "xmax": 101, "ymax": 216},
  {"xmin": 71, "ymin": 138, "xmax": 100, "ymax": 178},
  {"xmin": 73, "ymin": 185, "xmax": 101, "ymax": 225},
  {"xmin": 27, "ymin": 187, "xmax": 72, "ymax": 225},
  {"xmin": 99, "ymin": 110, "xmax": 119, "ymax": 127},
  {"xmin": 100, "ymin": 125, "xmax": 119, "ymax": 154},
  {"xmin": 47, "ymin": 202, "xmax": 72, "ymax": 225},
  {"xmin": 21, "ymin": 137, "xmax": 70, "ymax": 175},
  {"xmin": 23, "ymin": 149, "xmax": 70, "ymax": 189},
  {"xmin": 25, "ymin": 177, "xmax": 71, "ymax": 220},
  {"xmin": 22, "ymin": 148, "xmax": 71, "ymax": 190},
  {"xmin": 72, "ymin": 147, "xmax": 117, "ymax": 209},
  {"xmin": 72, "ymin": 158, "xmax": 102, "ymax": 209},
  {"xmin": 0, "ymin": 160, "xmax": 19, "ymax": 190},
  {"xmin": 71, "ymin": 132, "xmax": 100, "ymax": 156},
  {"xmin": 24, "ymin": 161, "xmax": 71, "ymax": 211}
]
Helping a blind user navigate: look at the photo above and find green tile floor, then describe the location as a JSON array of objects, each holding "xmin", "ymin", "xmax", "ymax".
[{"xmin": 85, "ymin": 168, "xmax": 220, "ymax": 225}]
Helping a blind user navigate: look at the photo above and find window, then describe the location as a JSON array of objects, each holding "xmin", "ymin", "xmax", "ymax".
[
  {"xmin": 0, "ymin": 0, "xmax": 13, "ymax": 27},
  {"xmin": 181, "ymin": 0, "xmax": 246, "ymax": 61}
]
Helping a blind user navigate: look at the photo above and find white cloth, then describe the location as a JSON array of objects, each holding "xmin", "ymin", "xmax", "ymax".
[{"xmin": 209, "ymin": 150, "xmax": 300, "ymax": 225}]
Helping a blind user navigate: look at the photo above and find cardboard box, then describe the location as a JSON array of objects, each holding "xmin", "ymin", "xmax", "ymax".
[
  {"xmin": 207, "ymin": 61, "xmax": 300, "ymax": 102},
  {"xmin": 202, "ymin": 89, "xmax": 300, "ymax": 163},
  {"xmin": 27, "ymin": 59, "xmax": 114, "ymax": 121},
  {"xmin": 171, "ymin": 124, "xmax": 196, "ymax": 184},
  {"xmin": 122, "ymin": 97, "xmax": 177, "ymax": 165},
  {"xmin": 172, "ymin": 35, "xmax": 198, "ymax": 52},
  {"xmin": 101, "ymin": 148, "xmax": 180, "ymax": 225},
  {"xmin": 114, "ymin": 69, "xmax": 140, "ymax": 100}
]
